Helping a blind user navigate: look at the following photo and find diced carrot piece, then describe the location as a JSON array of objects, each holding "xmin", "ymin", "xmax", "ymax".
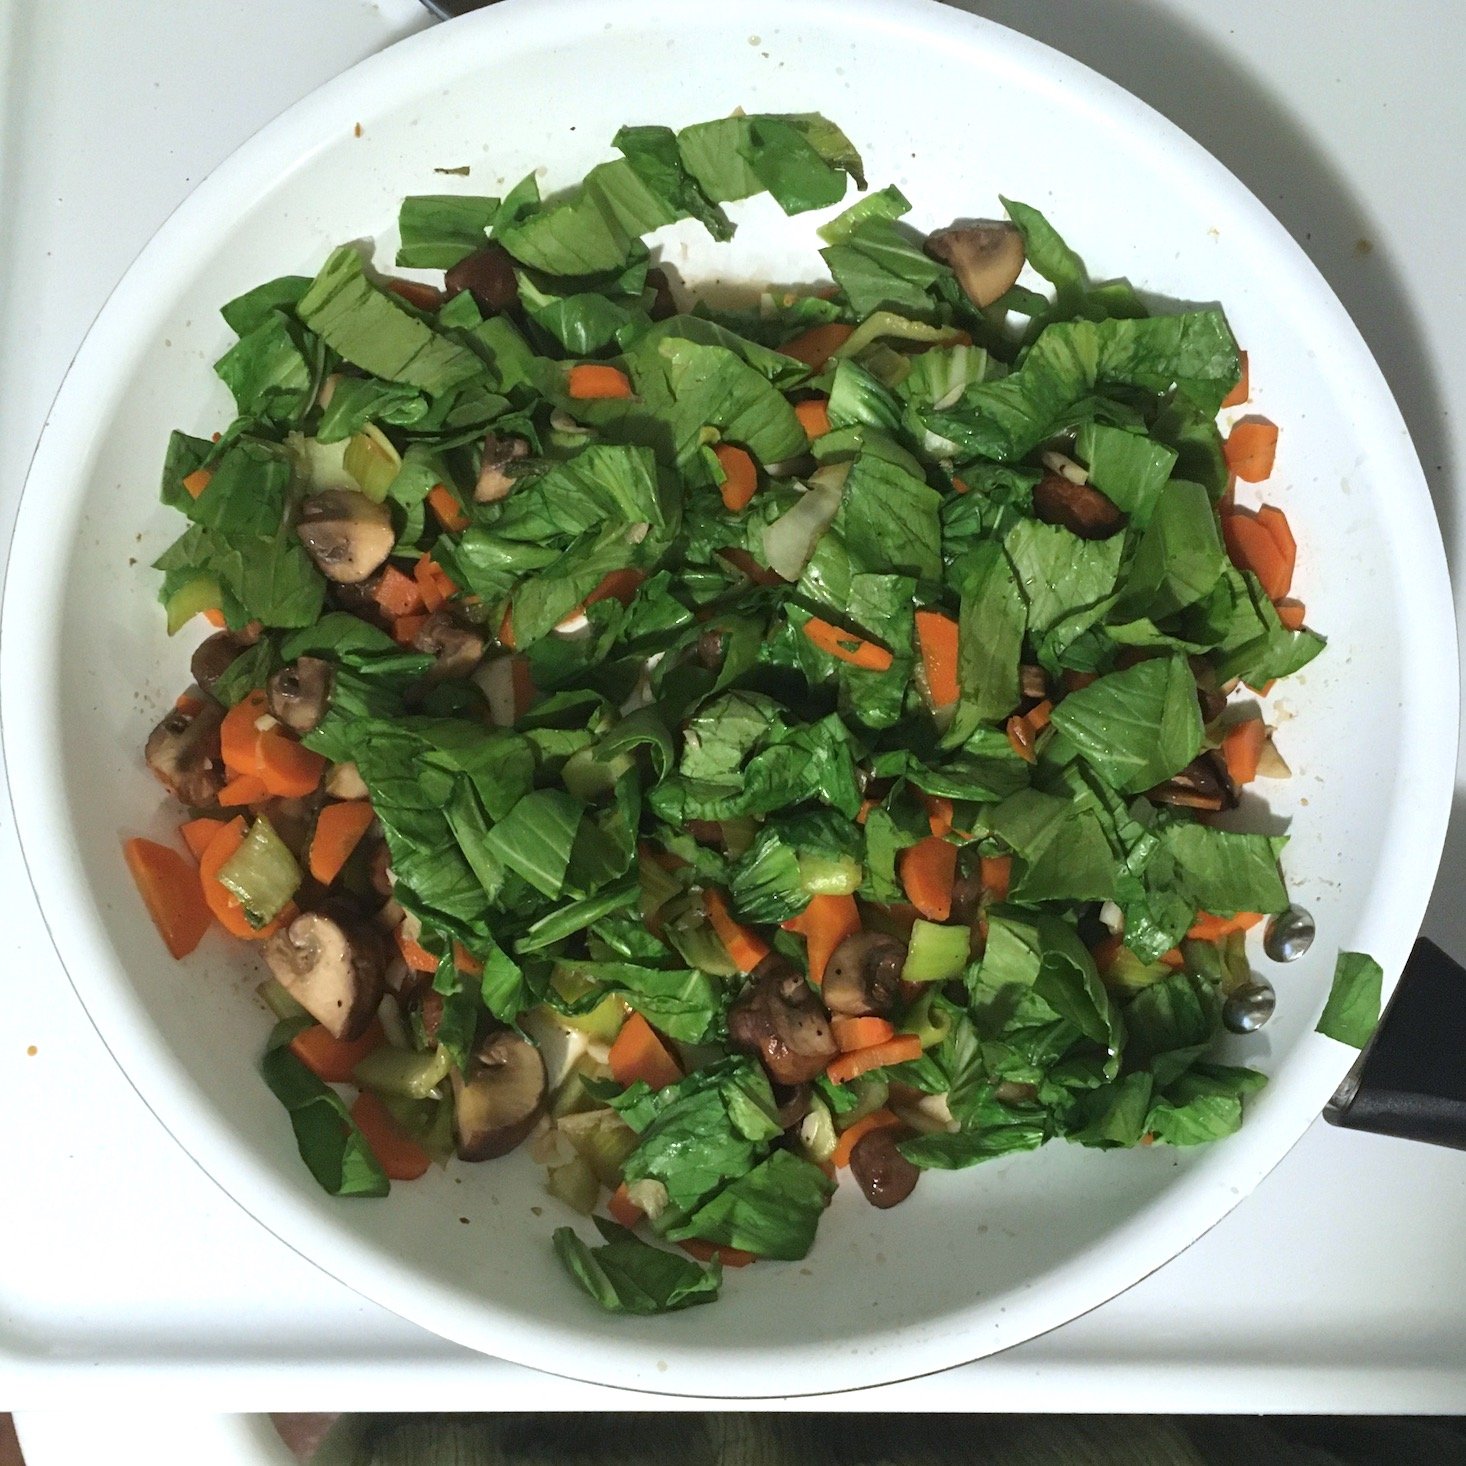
[
  {"xmin": 394, "ymin": 923, "xmax": 439, "ymax": 973},
  {"xmin": 802, "ymin": 616, "xmax": 893, "ymax": 672},
  {"xmin": 1275, "ymin": 598, "xmax": 1307, "ymax": 631},
  {"xmin": 566, "ymin": 363, "xmax": 633, "ymax": 400},
  {"xmin": 713, "ymin": 443, "xmax": 759, "ymax": 513},
  {"xmin": 218, "ymin": 773, "xmax": 269, "ymax": 807},
  {"xmin": 413, "ymin": 552, "xmax": 457, "ymax": 612},
  {"xmin": 179, "ymin": 816, "xmax": 227, "ymax": 861},
  {"xmin": 1221, "ymin": 351, "xmax": 1249, "ymax": 409},
  {"xmin": 607, "ymin": 1182, "xmax": 644, "ymax": 1231},
  {"xmin": 392, "ymin": 614, "xmax": 428, "ymax": 647},
  {"xmin": 1006, "ymin": 714, "xmax": 1038, "ymax": 764},
  {"xmin": 374, "ymin": 565, "xmax": 425, "ymax": 619},
  {"xmin": 309, "ymin": 800, "xmax": 376, "ymax": 885},
  {"xmin": 182, "ymin": 467, "xmax": 213, "ymax": 500},
  {"xmin": 289, "ymin": 1019, "xmax": 385, "ymax": 1084},
  {"xmin": 608, "ymin": 1011, "xmax": 683, "ymax": 1091},
  {"xmin": 427, "ymin": 483, "xmax": 468, "ymax": 534},
  {"xmin": 584, "ymin": 569, "xmax": 646, "ymax": 610},
  {"xmin": 350, "ymin": 1089, "xmax": 432, "ymax": 1180},
  {"xmin": 826, "ymin": 1035, "xmax": 924, "ymax": 1085},
  {"xmin": 1026, "ymin": 698, "xmax": 1053, "ymax": 732},
  {"xmin": 1158, "ymin": 948, "xmax": 1187, "ymax": 970},
  {"xmin": 1223, "ymin": 417, "xmax": 1278, "ymax": 483},
  {"xmin": 704, "ymin": 888, "xmax": 771, "ymax": 974},
  {"xmin": 123, "ymin": 837, "xmax": 213, "ymax": 959},
  {"xmin": 914, "ymin": 609, "xmax": 959, "ymax": 709},
  {"xmin": 794, "ymin": 397, "xmax": 831, "ymax": 439},
  {"xmin": 831, "ymin": 1016, "xmax": 896, "ymax": 1053},
  {"xmin": 782, "ymin": 894, "xmax": 860, "ymax": 985},
  {"xmin": 923, "ymin": 794, "xmax": 954, "ymax": 838},
  {"xmin": 257, "ymin": 727, "xmax": 326, "ymax": 798},
  {"xmin": 1255, "ymin": 505, "xmax": 1297, "ymax": 582},
  {"xmin": 831, "ymin": 1109, "xmax": 902, "ymax": 1169},
  {"xmin": 1221, "ymin": 715, "xmax": 1267, "ymax": 786},
  {"xmin": 979, "ymin": 854, "xmax": 1011, "ymax": 903},
  {"xmin": 202, "ymin": 608, "xmax": 227, "ymax": 629},
  {"xmin": 1222, "ymin": 510, "xmax": 1291, "ymax": 599},
  {"xmin": 1187, "ymin": 910, "xmax": 1264, "ymax": 942},
  {"xmin": 777, "ymin": 321, "xmax": 855, "ymax": 372},
  {"xmin": 900, "ymin": 836, "xmax": 957, "ymax": 921},
  {"xmin": 452, "ymin": 940, "xmax": 484, "ymax": 976},
  {"xmin": 220, "ymin": 689, "xmax": 270, "ymax": 776}
]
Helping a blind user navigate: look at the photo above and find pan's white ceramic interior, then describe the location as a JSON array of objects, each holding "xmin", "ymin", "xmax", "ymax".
[{"xmin": 2, "ymin": 0, "xmax": 1455, "ymax": 1396}]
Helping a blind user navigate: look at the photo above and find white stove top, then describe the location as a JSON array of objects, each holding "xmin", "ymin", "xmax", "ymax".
[{"xmin": 4, "ymin": 0, "xmax": 1465, "ymax": 1415}]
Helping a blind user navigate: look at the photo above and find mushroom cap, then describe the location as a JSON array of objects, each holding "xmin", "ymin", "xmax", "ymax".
[
  {"xmin": 474, "ymin": 433, "xmax": 530, "ymax": 504},
  {"xmin": 1147, "ymin": 751, "xmax": 1239, "ymax": 811},
  {"xmin": 295, "ymin": 490, "xmax": 395, "ymax": 584},
  {"xmin": 445, "ymin": 243, "xmax": 520, "ymax": 316},
  {"xmin": 822, "ymin": 933, "xmax": 906, "ymax": 1018},
  {"xmin": 923, "ymin": 220, "xmax": 1026, "ymax": 309},
  {"xmin": 1032, "ymin": 472, "xmax": 1124, "ymax": 540},
  {"xmin": 145, "ymin": 698, "xmax": 226, "ymax": 808},
  {"xmin": 413, "ymin": 611, "xmax": 485, "ymax": 681},
  {"xmin": 190, "ymin": 629, "xmax": 257, "ymax": 695},
  {"xmin": 264, "ymin": 910, "xmax": 386, "ymax": 1042},
  {"xmin": 267, "ymin": 656, "xmax": 334, "ymax": 735},
  {"xmin": 451, "ymin": 1029, "xmax": 547, "ymax": 1161},
  {"xmin": 849, "ymin": 1126, "xmax": 920, "ymax": 1209},
  {"xmin": 727, "ymin": 970, "xmax": 838, "ymax": 1086}
]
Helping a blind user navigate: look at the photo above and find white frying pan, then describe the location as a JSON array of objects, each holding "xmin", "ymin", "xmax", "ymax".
[{"xmin": 1, "ymin": 0, "xmax": 1454, "ymax": 1397}]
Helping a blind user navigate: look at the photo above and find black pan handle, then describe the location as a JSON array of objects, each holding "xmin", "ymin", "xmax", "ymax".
[{"xmin": 1324, "ymin": 937, "xmax": 1466, "ymax": 1148}]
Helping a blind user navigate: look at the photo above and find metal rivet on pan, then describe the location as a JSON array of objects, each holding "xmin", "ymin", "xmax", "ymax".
[
  {"xmin": 1264, "ymin": 905, "xmax": 1316, "ymax": 963},
  {"xmin": 1223, "ymin": 979, "xmax": 1277, "ymax": 1033}
]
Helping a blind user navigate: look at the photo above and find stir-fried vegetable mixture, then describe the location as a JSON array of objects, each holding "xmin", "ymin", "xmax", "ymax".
[{"xmin": 127, "ymin": 113, "xmax": 1380, "ymax": 1316}]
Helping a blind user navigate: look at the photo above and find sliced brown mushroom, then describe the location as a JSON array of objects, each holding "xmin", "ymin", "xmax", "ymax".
[
  {"xmin": 474, "ymin": 432, "xmax": 530, "ymax": 504},
  {"xmin": 923, "ymin": 221, "xmax": 1026, "ymax": 309},
  {"xmin": 727, "ymin": 971, "xmax": 838, "ymax": 1086},
  {"xmin": 1147, "ymin": 751, "xmax": 1239, "ymax": 811},
  {"xmin": 413, "ymin": 610, "xmax": 485, "ymax": 680},
  {"xmin": 145, "ymin": 698, "xmax": 226, "ymax": 807},
  {"xmin": 1032, "ymin": 471, "xmax": 1124, "ymax": 540},
  {"xmin": 190, "ymin": 627, "xmax": 259, "ymax": 695},
  {"xmin": 772, "ymin": 1081, "xmax": 813, "ymax": 1131},
  {"xmin": 295, "ymin": 490, "xmax": 395, "ymax": 584},
  {"xmin": 452, "ymin": 1028, "xmax": 547, "ymax": 1161},
  {"xmin": 949, "ymin": 871, "xmax": 986, "ymax": 926},
  {"xmin": 263, "ymin": 910, "xmax": 386, "ymax": 1042},
  {"xmin": 367, "ymin": 838, "xmax": 394, "ymax": 899},
  {"xmin": 383, "ymin": 276, "xmax": 446, "ymax": 312},
  {"xmin": 822, "ymin": 933, "xmax": 906, "ymax": 1018},
  {"xmin": 444, "ymin": 242, "xmax": 519, "ymax": 315},
  {"xmin": 267, "ymin": 657, "xmax": 334, "ymax": 735},
  {"xmin": 849, "ymin": 1126, "xmax": 920, "ymax": 1209}
]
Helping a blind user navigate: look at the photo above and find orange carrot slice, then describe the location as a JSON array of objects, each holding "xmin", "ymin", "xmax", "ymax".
[
  {"xmin": 778, "ymin": 322, "xmax": 854, "ymax": 372},
  {"xmin": 349, "ymin": 1089, "xmax": 431, "ymax": 1180},
  {"xmin": 309, "ymin": 801, "xmax": 376, "ymax": 885},
  {"xmin": 802, "ymin": 617, "xmax": 893, "ymax": 671},
  {"xmin": 566, "ymin": 363, "xmax": 632, "ymax": 400},
  {"xmin": 713, "ymin": 443, "xmax": 759, "ymax": 513},
  {"xmin": 914, "ymin": 609, "xmax": 960, "ymax": 709},
  {"xmin": 899, "ymin": 836, "xmax": 957, "ymax": 922},
  {"xmin": 123, "ymin": 837, "xmax": 212, "ymax": 959},
  {"xmin": 1223, "ymin": 417, "xmax": 1278, "ymax": 482},
  {"xmin": 826, "ymin": 1036, "xmax": 924, "ymax": 1086},
  {"xmin": 608, "ymin": 1011, "xmax": 683, "ymax": 1091},
  {"xmin": 704, "ymin": 888, "xmax": 771, "ymax": 974},
  {"xmin": 794, "ymin": 398, "xmax": 831, "ymax": 439},
  {"xmin": 782, "ymin": 894, "xmax": 860, "ymax": 985}
]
